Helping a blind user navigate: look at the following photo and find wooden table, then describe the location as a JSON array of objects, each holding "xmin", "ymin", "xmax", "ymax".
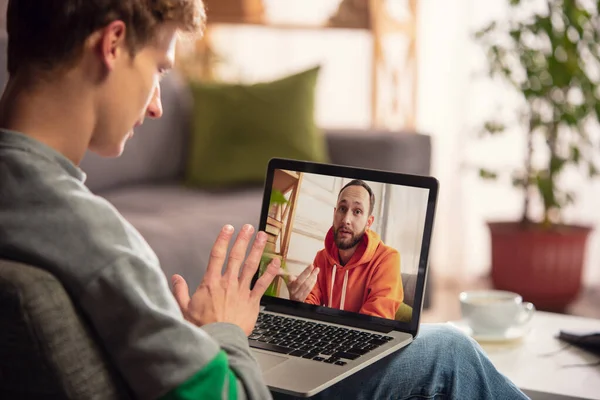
[{"xmin": 476, "ymin": 311, "xmax": 600, "ymax": 400}]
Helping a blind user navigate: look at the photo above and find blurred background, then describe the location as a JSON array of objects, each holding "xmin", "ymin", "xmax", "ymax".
[{"xmin": 1, "ymin": 0, "xmax": 598, "ymax": 322}]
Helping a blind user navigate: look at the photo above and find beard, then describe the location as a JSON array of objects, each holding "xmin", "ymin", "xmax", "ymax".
[{"xmin": 334, "ymin": 226, "xmax": 366, "ymax": 250}]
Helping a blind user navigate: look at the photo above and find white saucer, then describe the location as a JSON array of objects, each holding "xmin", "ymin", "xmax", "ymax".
[{"xmin": 447, "ymin": 320, "xmax": 532, "ymax": 343}]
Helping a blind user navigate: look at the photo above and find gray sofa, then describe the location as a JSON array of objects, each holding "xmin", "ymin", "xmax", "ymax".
[{"xmin": 78, "ymin": 71, "xmax": 433, "ymax": 307}]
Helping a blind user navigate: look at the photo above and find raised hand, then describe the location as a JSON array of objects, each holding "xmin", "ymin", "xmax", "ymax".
[
  {"xmin": 171, "ymin": 224, "xmax": 281, "ymax": 335},
  {"xmin": 279, "ymin": 264, "xmax": 319, "ymax": 302}
]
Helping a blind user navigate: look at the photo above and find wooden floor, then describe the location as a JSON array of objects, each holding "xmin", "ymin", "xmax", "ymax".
[{"xmin": 420, "ymin": 273, "xmax": 600, "ymax": 324}]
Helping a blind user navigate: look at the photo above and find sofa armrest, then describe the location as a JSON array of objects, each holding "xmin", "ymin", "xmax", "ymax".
[{"xmin": 324, "ymin": 129, "xmax": 431, "ymax": 176}]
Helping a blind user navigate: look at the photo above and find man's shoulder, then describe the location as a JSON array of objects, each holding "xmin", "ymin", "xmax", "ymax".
[
  {"xmin": 2, "ymin": 145, "xmax": 119, "ymax": 230},
  {"xmin": 377, "ymin": 241, "xmax": 400, "ymax": 256},
  {"xmin": 373, "ymin": 242, "xmax": 400, "ymax": 263},
  {"xmin": 313, "ymin": 248, "xmax": 329, "ymax": 262},
  {"xmin": 0, "ymin": 149, "xmax": 154, "ymax": 294}
]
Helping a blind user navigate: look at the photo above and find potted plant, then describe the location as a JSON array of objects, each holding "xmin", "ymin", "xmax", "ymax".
[
  {"xmin": 268, "ymin": 189, "xmax": 289, "ymax": 219},
  {"xmin": 259, "ymin": 189, "xmax": 290, "ymax": 296},
  {"xmin": 474, "ymin": 0, "xmax": 600, "ymax": 311}
]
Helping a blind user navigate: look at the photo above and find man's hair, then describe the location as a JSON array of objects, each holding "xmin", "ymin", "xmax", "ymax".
[
  {"xmin": 338, "ymin": 179, "xmax": 375, "ymax": 215},
  {"xmin": 6, "ymin": 0, "xmax": 207, "ymax": 75}
]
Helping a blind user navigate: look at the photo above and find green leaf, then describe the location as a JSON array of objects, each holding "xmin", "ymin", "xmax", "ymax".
[
  {"xmin": 474, "ymin": 21, "xmax": 497, "ymax": 40},
  {"xmin": 479, "ymin": 169, "xmax": 498, "ymax": 180},
  {"xmin": 570, "ymin": 146, "xmax": 581, "ymax": 164},
  {"xmin": 483, "ymin": 121, "xmax": 506, "ymax": 135},
  {"xmin": 270, "ymin": 189, "xmax": 288, "ymax": 206},
  {"xmin": 535, "ymin": 174, "xmax": 558, "ymax": 212},
  {"xmin": 509, "ymin": 29, "xmax": 522, "ymax": 42},
  {"xmin": 549, "ymin": 156, "xmax": 567, "ymax": 174},
  {"xmin": 589, "ymin": 163, "xmax": 599, "ymax": 178}
]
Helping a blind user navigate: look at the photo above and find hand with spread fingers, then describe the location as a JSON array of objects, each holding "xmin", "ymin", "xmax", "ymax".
[
  {"xmin": 171, "ymin": 224, "xmax": 281, "ymax": 336},
  {"xmin": 279, "ymin": 264, "xmax": 320, "ymax": 303}
]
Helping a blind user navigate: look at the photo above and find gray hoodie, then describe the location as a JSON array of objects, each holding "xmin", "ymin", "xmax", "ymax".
[{"xmin": 0, "ymin": 129, "xmax": 271, "ymax": 400}]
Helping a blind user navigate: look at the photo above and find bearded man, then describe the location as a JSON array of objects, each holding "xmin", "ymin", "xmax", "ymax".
[{"xmin": 281, "ymin": 180, "xmax": 403, "ymax": 320}]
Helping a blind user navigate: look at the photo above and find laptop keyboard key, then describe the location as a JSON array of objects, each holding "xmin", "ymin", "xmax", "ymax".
[
  {"xmin": 289, "ymin": 350, "xmax": 307, "ymax": 357},
  {"xmin": 302, "ymin": 352, "xmax": 320, "ymax": 359},
  {"xmin": 334, "ymin": 361, "xmax": 347, "ymax": 366},
  {"xmin": 249, "ymin": 340, "xmax": 293, "ymax": 355},
  {"xmin": 347, "ymin": 347, "xmax": 369, "ymax": 356},
  {"xmin": 312, "ymin": 357, "xmax": 326, "ymax": 362},
  {"xmin": 331, "ymin": 351, "xmax": 360, "ymax": 360},
  {"xmin": 248, "ymin": 333, "xmax": 262, "ymax": 340}
]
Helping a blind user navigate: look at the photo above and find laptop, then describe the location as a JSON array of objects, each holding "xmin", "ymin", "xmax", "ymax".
[{"xmin": 250, "ymin": 158, "xmax": 439, "ymax": 397}]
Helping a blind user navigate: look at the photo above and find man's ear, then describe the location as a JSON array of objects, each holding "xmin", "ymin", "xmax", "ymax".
[
  {"xmin": 98, "ymin": 20, "xmax": 128, "ymax": 71},
  {"xmin": 366, "ymin": 215, "xmax": 375, "ymax": 230}
]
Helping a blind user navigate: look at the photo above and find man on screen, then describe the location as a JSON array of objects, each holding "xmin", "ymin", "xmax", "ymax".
[{"xmin": 280, "ymin": 179, "xmax": 403, "ymax": 320}]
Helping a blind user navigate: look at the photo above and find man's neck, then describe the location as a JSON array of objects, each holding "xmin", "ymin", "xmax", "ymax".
[
  {"xmin": 0, "ymin": 72, "xmax": 95, "ymax": 165},
  {"xmin": 338, "ymin": 247, "xmax": 358, "ymax": 266}
]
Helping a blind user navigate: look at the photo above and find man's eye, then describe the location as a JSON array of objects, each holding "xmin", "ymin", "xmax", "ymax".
[{"xmin": 354, "ymin": 210, "xmax": 362, "ymax": 215}]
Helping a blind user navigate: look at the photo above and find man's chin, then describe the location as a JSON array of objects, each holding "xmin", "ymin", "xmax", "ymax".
[
  {"xmin": 335, "ymin": 238, "xmax": 354, "ymax": 250},
  {"xmin": 334, "ymin": 231, "xmax": 364, "ymax": 250},
  {"xmin": 88, "ymin": 141, "xmax": 127, "ymax": 158}
]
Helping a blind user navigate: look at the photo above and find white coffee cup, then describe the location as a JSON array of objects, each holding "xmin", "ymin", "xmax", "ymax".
[{"xmin": 459, "ymin": 290, "xmax": 535, "ymax": 335}]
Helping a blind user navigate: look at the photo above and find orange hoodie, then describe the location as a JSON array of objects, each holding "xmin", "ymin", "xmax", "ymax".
[{"xmin": 305, "ymin": 227, "xmax": 403, "ymax": 320}]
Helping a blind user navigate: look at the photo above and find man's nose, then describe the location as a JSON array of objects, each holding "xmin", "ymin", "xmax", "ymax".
[{"xmin": 146, "ymin": 85, "xmax": 163, "ymax": 119}]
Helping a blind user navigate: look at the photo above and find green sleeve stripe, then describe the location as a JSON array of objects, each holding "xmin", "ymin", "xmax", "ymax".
[
  {"xmin": 159, "ymin": 350, "xmax": 239, "ymax": 400},
  {"xmin": 228, "ymin": 368, "xmax": 238, "ymax": 400}
]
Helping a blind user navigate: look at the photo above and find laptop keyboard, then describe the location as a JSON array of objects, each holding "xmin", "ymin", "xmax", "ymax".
[{"xmin": 248, "ymin": 312, "xmax": 394, "ymax": 366}]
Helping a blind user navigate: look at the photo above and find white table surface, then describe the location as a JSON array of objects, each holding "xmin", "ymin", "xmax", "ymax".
[{"xmin": 473, "ymin": 311, "xmax": 600, "ymax": 400}]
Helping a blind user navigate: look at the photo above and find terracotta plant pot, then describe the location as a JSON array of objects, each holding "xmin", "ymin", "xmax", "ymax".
[{"xmin": 488, "ymin": 222, "xmax": 592, "ymax": 312}]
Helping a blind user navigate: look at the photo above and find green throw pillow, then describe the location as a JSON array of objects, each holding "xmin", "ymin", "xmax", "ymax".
[
  {"xmin": 395, "ymin": 302, "xmax": 413, "ymax": 323},
  {"xmin": 185, "ymin": 66, "xmax": 328, "ymax": 188}
]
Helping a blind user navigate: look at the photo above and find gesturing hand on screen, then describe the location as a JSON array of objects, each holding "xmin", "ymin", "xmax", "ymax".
[{"xmin": 279, "ymin": 264, "xmax": 319, "ymax": 302}]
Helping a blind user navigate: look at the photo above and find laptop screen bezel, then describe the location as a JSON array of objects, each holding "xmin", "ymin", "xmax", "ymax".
[{"xmin": 251, "ymin": 158, "xmax": 439, "ymax": 337}]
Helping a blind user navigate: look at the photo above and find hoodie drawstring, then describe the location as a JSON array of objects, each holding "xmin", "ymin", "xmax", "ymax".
[
  {"xmin": 329, "ymin": 265, "xmax": 349, "ymax": 311},
  {"xmin": 340, "ymin": 270, "xmax": 348, "ymax": 311},
  {"xmin": 329, "ymin": 265, "xmax": 336, "ymax": 308}
]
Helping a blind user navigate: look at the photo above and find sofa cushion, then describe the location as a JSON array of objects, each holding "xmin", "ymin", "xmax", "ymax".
[
  {"xmin": 325, "ymin": 129, "xmax": 432, "ymax": 176},
  {"xmin": 401, "ymin": 273, "xmax": 417, "ymax": 307},
  {"xmin": 100, "ymin": 184, "xmax": 265, "ymax": 290},
  {"xmin": 184, "ymin": 66, "xmax": 328, "ymax": 188}
]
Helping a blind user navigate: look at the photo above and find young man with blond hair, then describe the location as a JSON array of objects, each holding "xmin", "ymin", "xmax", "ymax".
[{"xmin": 0, "ymin": 1, "xmax": 529, "ymax": 399}]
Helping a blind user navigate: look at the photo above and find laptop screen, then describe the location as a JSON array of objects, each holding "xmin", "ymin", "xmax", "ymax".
[{"xmin": 255, "ymin": 159, "xmax": 438, "ymax": 334}]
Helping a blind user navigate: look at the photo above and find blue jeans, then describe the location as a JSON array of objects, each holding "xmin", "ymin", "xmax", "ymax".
[{"xmin": 272, "ymin": 324, "xmax": 529, "ymax": 399}]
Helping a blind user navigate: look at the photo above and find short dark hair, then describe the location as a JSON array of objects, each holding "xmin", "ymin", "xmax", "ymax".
[
  {"xmin": 338, "ymin": 179, "xmax": 375, "ymax": 215},
  {"xmin": 6, "ymin": 0, "xmax": 206, "ymax": 76}
]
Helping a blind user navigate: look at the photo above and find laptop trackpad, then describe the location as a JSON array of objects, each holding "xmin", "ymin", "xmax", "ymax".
[{"xmin": 253, "ymin": 351, "xmax": 289, "ymax": 373}]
